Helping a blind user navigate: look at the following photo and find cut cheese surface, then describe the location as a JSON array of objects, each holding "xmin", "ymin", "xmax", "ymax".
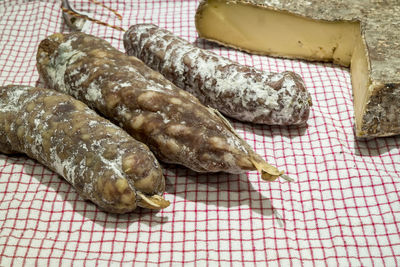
[{"xmin": 195, "ymin": 0, "xmax": 400, "ymax": 137}]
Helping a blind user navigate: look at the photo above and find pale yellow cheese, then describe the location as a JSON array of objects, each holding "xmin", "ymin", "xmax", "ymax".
[
  {"xmin": 350, "ymin": 32, "xmax": 371, "ymax": 136},
  {"xmin": 197, "ymin": 1, "xmax": 359, "ymax": 66}
]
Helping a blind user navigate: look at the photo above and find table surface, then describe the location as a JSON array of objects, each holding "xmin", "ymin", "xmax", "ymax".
[{"xmin": 0, "ymin": 0, "xmax": 399, "ymax": 266}]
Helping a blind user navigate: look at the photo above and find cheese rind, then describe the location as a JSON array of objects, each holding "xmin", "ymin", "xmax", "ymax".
[{"xmin": 195, "ymin": 0, "xmax": 400, "ymax": 137}]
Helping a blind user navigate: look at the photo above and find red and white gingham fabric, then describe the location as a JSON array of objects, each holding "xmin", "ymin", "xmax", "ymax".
[{"xmin": 1, "ymin": 0, "xmax": 399, "ymax": 265}]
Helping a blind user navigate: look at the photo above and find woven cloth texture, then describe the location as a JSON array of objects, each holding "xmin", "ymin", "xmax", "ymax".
[{"xmin": 0, "ymin": 0, "xmax": 399, "ymax": 266}]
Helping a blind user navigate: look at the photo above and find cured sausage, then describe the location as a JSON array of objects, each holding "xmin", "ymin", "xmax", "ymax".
[
  {"xmin": 37, "ymin": 32, "xmax": 287, "ymax": 181},
  {"xmin": 123, "ymin": 24, "xmax": 312, "ymax": 125},
  {"xmin": 0, "ymin": 85, "xmax": 168, "ymax": 213}
]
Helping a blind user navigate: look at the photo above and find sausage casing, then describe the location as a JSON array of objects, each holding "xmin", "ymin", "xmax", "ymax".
[
  {"xmin": 36, "ymin": 32, "xmax": 284, "ymax": 180},
  {"xmin": 123, "ymin": 24, "xmax": 312, "ymax": 125},
  {"xmin": 0, "ymin": 85, "xmax": 168, "ymax": 213}
]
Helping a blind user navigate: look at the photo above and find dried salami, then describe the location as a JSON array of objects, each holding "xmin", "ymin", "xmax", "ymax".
[
  {"xmin": 123, "ymin": 24, "xmax": 312, "ymax": 125},
  {"xmin": 37, "ymin": 32, "xmax": 287, "ymax": 181},
  {"xmin": 0, "ymin": 85, "xmax": 168, "ymax": 213}
]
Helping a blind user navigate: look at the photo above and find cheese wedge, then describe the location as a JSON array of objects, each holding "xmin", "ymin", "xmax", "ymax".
[{"xmin": 195, "ymin": 0, "xmax": 400, "ymax": 138}]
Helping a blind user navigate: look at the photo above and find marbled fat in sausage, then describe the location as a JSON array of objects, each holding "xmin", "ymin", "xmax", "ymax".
[
  {"xmin": 36, "ymin": 32, "xmax": 284, "ymax": 180},
  {"xmin": 123, "ymin": 24, "xmax": 312, "ymax": 125},
  {"xmin": 0, "ymin": 85, "xmax": 168, "ymax": 213}
]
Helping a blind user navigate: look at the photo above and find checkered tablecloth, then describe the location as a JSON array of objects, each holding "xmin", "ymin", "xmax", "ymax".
[{"xmin": 0, "ymin": 0, "xmax": 399, "ymax": 265}]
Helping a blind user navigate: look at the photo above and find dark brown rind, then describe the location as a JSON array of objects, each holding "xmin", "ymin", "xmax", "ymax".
[
  {"xmin": 0, "ymin": 85, "xmax": 166, "ymax": 213},
  {"xmin": 123, "ymin": 24, "xmax": 311, "ymax": 126},
  {"xmin": 361, "ymin": 83, "xmax": 400, "ymax": 137}
]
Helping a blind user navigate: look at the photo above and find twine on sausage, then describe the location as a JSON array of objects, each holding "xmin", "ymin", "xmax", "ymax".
[
  {"xmin": 88, "ymin": 0, "xmax": 123, "ymax": 20},
  {"xmin": 61, "ymin": 1, "xmax": 125, "ymax": 32}
]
